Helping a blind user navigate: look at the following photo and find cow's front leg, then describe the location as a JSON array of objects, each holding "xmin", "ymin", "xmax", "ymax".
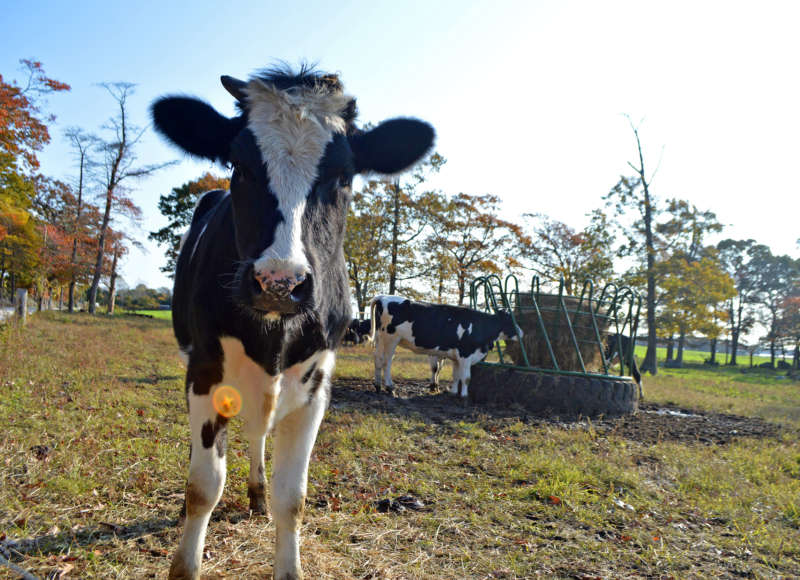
[
  {"xmin": 428, "ymin": 356, "xmax": 443, "ymax": 392},
  {"xmin": 170, "ymin": 386, "xmax": 228, "ymax": 580},
  {"xmin": 240, "ymin": 380, "xmax": 277, "ymax": 516},
  {"xmin": 271, "ymin": 383, "xmax": 327, "ymax": 579}
]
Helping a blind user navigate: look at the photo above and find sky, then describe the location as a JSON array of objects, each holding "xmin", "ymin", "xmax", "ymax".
[{"xmin": 2, "ymin": 0, "xmax": 799, "ymax": 290}]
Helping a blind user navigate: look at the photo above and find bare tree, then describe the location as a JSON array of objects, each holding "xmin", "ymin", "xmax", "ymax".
[
  {"xmin": 604, "ymin": 117, "xmax": 664, "ymax": 375},
  {"xmin": 64, "ymin": 127, "xmax": 95, "ymax": 312},
  {"xmin": 86, "ymin": 83, "xmax": 172, "ymax": 314}
]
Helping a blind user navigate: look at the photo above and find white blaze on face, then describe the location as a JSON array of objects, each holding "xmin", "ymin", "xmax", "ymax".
[{"xmin": 245, "ymin": 80, "xmax": 350, "ymax": 274}]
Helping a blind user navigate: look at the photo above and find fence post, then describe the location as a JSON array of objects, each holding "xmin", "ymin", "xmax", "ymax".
[{"xmin": 14, "ymin": 289, "xmax": 27, "ymax": 325}]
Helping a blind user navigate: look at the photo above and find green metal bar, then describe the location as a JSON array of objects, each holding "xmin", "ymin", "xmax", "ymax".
[
  {"xmin": 557, "ymin": 286, "xmax": 587, "ymax": 374},
  {"xmin": 529, "ymin": 275, "xmax": 559, "ymax": 370}
]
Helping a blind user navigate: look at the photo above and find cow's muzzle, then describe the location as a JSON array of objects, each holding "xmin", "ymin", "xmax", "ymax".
[{"xmin": 245, "ymin": 262, "xmax": 313, "ymax": 315}]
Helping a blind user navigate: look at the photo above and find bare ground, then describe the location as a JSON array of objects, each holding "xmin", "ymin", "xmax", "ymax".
[{"xmin": 332, "ymin": 377, "xmax": 783, "ymax": 447}]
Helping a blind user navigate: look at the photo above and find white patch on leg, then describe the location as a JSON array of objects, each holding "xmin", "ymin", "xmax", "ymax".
[{"xmin": 273, "ymin": 350, "xmax": 335, "ymax": 425}]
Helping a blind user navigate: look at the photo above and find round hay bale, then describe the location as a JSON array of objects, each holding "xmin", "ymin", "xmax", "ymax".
[{"xmin": 505, "ymin": 292, "xmax": 610, "ymax": 372}]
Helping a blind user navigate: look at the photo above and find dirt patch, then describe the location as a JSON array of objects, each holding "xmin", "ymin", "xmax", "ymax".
[{"xmin": 331, "ymin": 377, "xmax": 784, "ymax": 445}]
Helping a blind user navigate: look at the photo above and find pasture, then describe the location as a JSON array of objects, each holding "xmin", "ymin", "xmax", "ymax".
[{"xmin": 1, "ymin": 314, "xmax": 799, "ymax": 579}]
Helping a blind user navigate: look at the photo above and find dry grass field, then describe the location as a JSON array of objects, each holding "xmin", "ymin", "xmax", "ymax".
[{"xmin": 1, "ymin": 313, "xmax": 799, "ymax": 579}]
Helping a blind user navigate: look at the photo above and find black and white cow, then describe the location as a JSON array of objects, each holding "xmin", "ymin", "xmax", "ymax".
[
  {"xmin": 343, "ymin": 318, "xmax": 372, "ymax": 345},
  {"xmin": 369, "ymin": 295, "xmax": 521, "ymax": 398},
  {"xmin": 605, "ymin": 333, "xmax": 643, "ymax": 398},
  {"xmin": 151, "ymin": 66, "xmax": 433, "ymax": 580}
]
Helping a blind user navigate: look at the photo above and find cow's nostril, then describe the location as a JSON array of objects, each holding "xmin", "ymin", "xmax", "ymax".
[{"xmin": 290, "ymin": 276, "xmax": 311, "ymax": 303}]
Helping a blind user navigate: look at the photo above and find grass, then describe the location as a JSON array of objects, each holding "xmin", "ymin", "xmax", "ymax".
[
  {"xmin": 1, "ymin": 314, "xmax": 799, "ymax": 578},
  {"xmin": 129, "ymin": 309, "xmax": 172, "ymax": 320}
]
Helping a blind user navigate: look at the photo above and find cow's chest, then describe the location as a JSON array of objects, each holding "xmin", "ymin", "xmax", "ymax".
[{"xmin": 217, "ymin": 337, "xmax": 334, "ymax": 431}]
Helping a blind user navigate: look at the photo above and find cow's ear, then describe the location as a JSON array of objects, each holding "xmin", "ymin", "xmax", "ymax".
[
  {"xmin": 151, "ymin": 96, "xmax": 242, "ymax": 164},
  {"xmin": 350, "ymin": 118, "xmax": 434, "ymax": 174}
]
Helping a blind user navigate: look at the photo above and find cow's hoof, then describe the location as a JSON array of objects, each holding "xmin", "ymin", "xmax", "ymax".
[
  {"xmin": 168, "ymin": 556, "xmax": 198, "ymax": 580},
  {"xmin": 248, "ymin": 494, "xmax": 268, "ymax": 516}
]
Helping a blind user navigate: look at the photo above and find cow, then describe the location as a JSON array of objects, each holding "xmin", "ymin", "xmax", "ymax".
[
  {"xmin": 369, "ymin": 295, "xmax": 521, "ymax": 398},
  {"xmin": 343, "ymin": 318, "xmax": 372, "ymax": 345},
  {"xmin": 151, "ymin": 65, "xmax": 434, "ymax": 580},
  {"xmin": 604, "ymin": 333, "xmax": 643, "ymax": 399}
]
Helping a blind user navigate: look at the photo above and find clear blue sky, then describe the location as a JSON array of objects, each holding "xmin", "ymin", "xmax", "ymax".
[{"xmin": 2, "ymin": 0, "xmax": 798, "ymax": 290}]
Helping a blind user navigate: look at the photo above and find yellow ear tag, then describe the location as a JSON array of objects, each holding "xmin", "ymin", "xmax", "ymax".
[{"xmin": 213, "ymin": 385, "xmax": 242, "ymax": 418}]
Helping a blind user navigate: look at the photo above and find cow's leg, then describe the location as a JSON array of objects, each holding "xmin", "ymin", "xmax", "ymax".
[
  {"xmin": 169, "ymin": 386, "xmax": 228, "ymax": 580},
  {"xmin": 271, "ymin": 381, "xmax": 327, "ymax": 579},
  {"xmin": 428, "ymin": 356, "xmax": 442, "ymax": 392},
  {"xmin": 373, "ymin": 334, "xmax": 384, "ymax": 393},
  {"xmin": 240, "ymin": 384, "xmax": 277, "ymax": 515},
  {"xmin": 460, "ymin": 364, "xmax": 472, "ymax": 398},
  {"xmin": 448, "ymin": 359, "xmax": 462, "ymax": 396},
  {"xmin": 381, "ymin": 339, "xmax": 399, "ymax": 396}
]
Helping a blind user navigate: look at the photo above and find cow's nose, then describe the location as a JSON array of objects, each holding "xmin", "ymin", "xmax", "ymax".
[{"xmin": 254, "ymin": 267, "xmax": 309, "ymax": 302}]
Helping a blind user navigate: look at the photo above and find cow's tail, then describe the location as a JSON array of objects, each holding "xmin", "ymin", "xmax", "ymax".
[{"xmin": 367, "ymin": 297, "xmax": 380, "ymax": 344}]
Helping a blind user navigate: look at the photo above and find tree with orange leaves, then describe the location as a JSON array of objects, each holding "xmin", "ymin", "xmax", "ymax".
[{"xmin": 1, "ymin": 59, "xmax": 69, "ymax": 299}]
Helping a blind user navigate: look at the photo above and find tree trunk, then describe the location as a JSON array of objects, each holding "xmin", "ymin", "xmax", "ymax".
[
  {"xmin": 676, "ymin": 329, "xmax": 686, "ymax": 366},
  {"xmin": 388, "ymin": 181, "xmax": 400, "ymax": 295},
  {"xmin": 769, "ymin": 337, "xmax": 776, "ymax": 367},
  {"xmin": 665, "ymin": 335, "xmax": 674, "ymax": 362},
  {"xmin": 87, "ymin": 184, "xmax": 114, "ymax": 314},
  {"xmin": 709, "ymin": 337, "xmax": 717, "ymax": 364},
  {"xmin": 107, "ymin": 246, "xmax": 120, "ymax": 315},
  {"xmin": 729, "ymin": 328, "xmax": 740, "ymax": 366},
  {"xmin": 88, "ymin": 92, "xmax": 127, "ymax": 314},
  {"xmin": 68, "ymin": 145, "xmax": 86, "ymax": 313},
  {"xmin": 638, "ymin": 140, "xmax": 658, "ymax": 376},
  {"xmin": 793, "ymin": 342, "xmax": 799, "ymax": 370}
]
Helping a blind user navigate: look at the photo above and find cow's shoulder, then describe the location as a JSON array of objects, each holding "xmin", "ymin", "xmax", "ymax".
[{"xmin": 190, "ymin": 189, "xmax": 228, "ymax": 228}]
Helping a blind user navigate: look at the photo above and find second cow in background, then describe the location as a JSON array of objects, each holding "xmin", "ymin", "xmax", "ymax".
[{"xmin": 369, "ymin": 295, "xmax": 521, "ymax": 397}]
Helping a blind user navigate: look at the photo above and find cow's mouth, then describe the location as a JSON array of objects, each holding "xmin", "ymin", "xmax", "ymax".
[{"xmin": 247, "ymin": 272, "xmax": 314, "ymax": 316}]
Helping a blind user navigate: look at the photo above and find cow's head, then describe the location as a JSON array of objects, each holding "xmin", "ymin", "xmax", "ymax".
[
  {"xmin": 497, "ymin": 310, "xmax": 523, "ymax": 342},
  {"xmin": 152, "ymin": 65, "xmax": 434, "ymax": 316}
]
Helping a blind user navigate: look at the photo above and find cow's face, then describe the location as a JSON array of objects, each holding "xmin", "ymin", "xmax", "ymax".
[
  {"xmin": 497, "ymin": 310, "xmax": 523, "ymax": 342},
  {"xmin": 152, "ymin": 67, "xmax": 434, "ymax": 317}
]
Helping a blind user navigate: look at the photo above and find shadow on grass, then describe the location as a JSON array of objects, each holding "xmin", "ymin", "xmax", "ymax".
[
  {"xmin": 1, "ymin": 517, "xmax": 177, "ymax": 561},
  {"xmin": 1, "ymin": 502, "xmax": 259, "ymax": 563},
  {"xmin": 119, "ymin": 374, "xmax": 182, "ymax": 385},
  {"xmin": 330, "ymin": 376, "xmax": 786, "ymax": 446}
]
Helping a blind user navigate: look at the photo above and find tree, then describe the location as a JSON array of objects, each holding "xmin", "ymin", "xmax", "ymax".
[
  {"xmin": 516, "ymin": 209, "xmax": 615, "ymax": 295},
  {"xmin": 604, "ymin": 118, "xmax": 661, "ymax": 374},
  {"xmin": 749, "ymin": 248, "xmax": 800, "ymax": 366},
  {"xmin": 0, "ymin": 59, "xmax": 70, "ymax": 172},
  {"xmin": 86, "ymin": 83, "xmax": 171, "ymax": 313},
  {"xmin": 426, "ymin": 192, "xmax": 522, "ymax": 305},
  {"xmin": 149, "ymin": 172, "xmax": 230, "ymax": 276},
  {"xmin": 776, "ymin": 294, "xmax": 800, "ymax": 370},
  {"xmin": 1, "ymin": 60, "xmax": 69, "ymax": 299},
  {"xmin": 716, "ymin": 239, "xmax": 765, "ymax": 365},
  {"xmin": 343, "ymin": 180, "xmax": 391, "ymax": 315},
  {"xmin": 64, "ymin": 127, "xmax": 97, "ymax": 312},
  {"xmin": 656, "ymin": 254, "xmax": 735, "ymax": 366},
  {"xmin": 605, "ymin": 118, "xmax": 724, "ymax": 375},
  {"xmin": 382, "ymin": 153, "xmax": 445, "ymax": 294}
]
